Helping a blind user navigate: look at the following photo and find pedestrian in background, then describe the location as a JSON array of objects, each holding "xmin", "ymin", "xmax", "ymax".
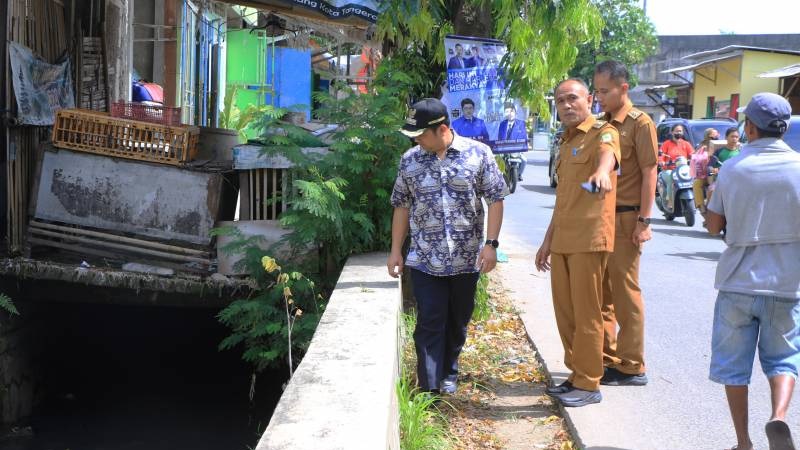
[
  {"xmin": 535, "ymin": 79, "xmax": 620, "ymax": 407},
  {"xmin": 592, "ymin": 60, "xmax": 658, "ymax": 387},
  {"xmin": 388, "ymin": 98, "xmax": 507, "ymax": 395},
  {"xmin": 692, "ymin": 128, "xmax": 720, "ymax": 214},
  {"xmin": 706, "ymin": 92, "xmax": 800, "ymax": 450}
]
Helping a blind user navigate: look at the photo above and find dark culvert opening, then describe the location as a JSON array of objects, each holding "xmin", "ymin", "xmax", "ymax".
[{"xmin": 12, "ymin": 300, "xmax": 287, "ymax": 450}]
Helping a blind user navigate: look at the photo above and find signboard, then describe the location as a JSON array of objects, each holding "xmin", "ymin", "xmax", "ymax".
[
  {"xmin": 9, "ymin": 42, "xmax": 75, "ymax": 126},
  {"xmin": 441, "ymin": 35, "xmax": 528, "ymax": 153}
]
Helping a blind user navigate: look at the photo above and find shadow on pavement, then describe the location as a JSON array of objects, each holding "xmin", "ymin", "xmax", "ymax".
[
  {"xmin": 585, "ymin": 447, "xmax": 634, "ymax": 450},
  {"xmin": 649, "ymin": 218, "xmax": 686, "ymax": 227},
  {"xmin": 522, "ymin": 185, "xmax": 556, "ymax": 195},
  {"xmin": 665, "ymin": 251, "xmax": 721, "ymax": 261},
  {"xmin": 653, "ymin": 227, "xmax": 722, "ymax": 240}
]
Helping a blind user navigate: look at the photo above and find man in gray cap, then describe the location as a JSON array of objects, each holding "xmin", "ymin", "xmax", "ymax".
[
  {"xmin": 387, "ymin": 98, "xmax": 507, "ymax": 395},
  {"xmin": 707, "ymin": 92, "xmax": 800, "ymax": 450}
]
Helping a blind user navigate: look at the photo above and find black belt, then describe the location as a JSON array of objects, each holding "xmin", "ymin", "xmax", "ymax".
[{"xmin": 616, "ymin": 205, "xmax": 640, "ymax": 213}]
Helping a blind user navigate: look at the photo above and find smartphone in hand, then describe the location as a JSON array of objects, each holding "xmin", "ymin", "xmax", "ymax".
[{"xmin": 580, "ymin": 181, "xmax": 599, "ymax": 193}]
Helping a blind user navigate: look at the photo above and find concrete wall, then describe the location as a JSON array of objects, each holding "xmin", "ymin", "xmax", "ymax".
[
  {"xmin": 256, "ymin": 252, "xmax": 402, "ymax": 450},
  {"xmin": 33, "ymin": 149, "xmax": 223, "ymax": 245}
]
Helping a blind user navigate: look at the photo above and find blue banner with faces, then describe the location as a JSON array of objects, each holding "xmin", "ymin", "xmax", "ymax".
[{"xmin": 441, "ymin": 35, "xmax": 529, "ymax": 153}]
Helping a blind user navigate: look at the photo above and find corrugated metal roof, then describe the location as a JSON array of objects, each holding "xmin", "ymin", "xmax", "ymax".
[
  {"xmin": 661, "ymin": 52, "xmax": 742, "ymax": 74},
  {"xmin": 759, "ymin": 63, "xmax": 800, "ymax": 78}
]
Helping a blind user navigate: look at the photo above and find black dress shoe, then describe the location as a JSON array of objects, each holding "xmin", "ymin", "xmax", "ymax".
[
  {"xmin": 600, "ymin": 367, "xmax": 649, "ymax": 386},
  {"xmin": 553, "ymin": 387, "xmax": 602, "ymax": 407},
  {"xmin": 546, "ymin": 380, "xmax": 573, "ymax": 395}
]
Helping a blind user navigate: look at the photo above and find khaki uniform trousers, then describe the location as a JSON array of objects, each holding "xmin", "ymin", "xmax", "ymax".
[
  {"xmin": 551, "ymin": 251, "xmax": 608, "ymax": 391},
  {"xmin": 601, "ymin": 211, "xmax": 645, "ymax": 375}
]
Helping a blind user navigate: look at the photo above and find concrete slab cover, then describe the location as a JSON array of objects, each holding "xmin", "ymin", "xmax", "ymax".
[
  {"xmin": 34, "ymin": 149, "xmax": 221, "ymax": 245},
  {"xmin": 256, "ymin": 252, "xmax": 401, "ymax": 450}
]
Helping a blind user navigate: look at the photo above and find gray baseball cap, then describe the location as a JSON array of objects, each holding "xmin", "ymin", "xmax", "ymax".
[{"xmin": 737, "ymin": 92, "xmax": 791, "ymax": 133}]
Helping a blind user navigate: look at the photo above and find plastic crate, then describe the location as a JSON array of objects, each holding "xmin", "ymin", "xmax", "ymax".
[
  {"xmin": 52, "ymin": 109, "xmax": 199, "ymax": 166},
  {"xmin": 110, "ymin": 101, "xmax": 182, "ymax": 126}
]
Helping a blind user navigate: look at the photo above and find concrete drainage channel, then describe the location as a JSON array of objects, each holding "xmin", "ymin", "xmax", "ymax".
[
  {"xmin": 0, "ymin": 252, "xmax": 400, "ymax": 449},
  {"xmin": 256, "ymin": 252, "xmax": 402, "ymax": 450}
]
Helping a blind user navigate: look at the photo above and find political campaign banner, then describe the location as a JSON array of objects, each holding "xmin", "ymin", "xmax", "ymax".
[
  {"xmin": 441, "ymin": 35, "xmax": 528, "ymax": 153},
  {"xmin": 9, "ymin": 42, "xmax": 75, "ymax": 126}
]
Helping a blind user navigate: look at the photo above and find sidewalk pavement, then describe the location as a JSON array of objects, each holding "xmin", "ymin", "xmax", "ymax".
[{"xmin": 496, "ymin": 231, "xmax": 698, "ymax": 450}]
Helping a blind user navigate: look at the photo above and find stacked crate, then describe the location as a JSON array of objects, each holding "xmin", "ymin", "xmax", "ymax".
[{"xmin": 52, "ymin": 109, "xmax": 199, "ymax": 166}]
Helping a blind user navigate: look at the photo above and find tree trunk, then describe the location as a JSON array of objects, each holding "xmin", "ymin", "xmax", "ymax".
[{"xmin": 451, "ymin": 0, "xmax": 494, "ymax": 38}]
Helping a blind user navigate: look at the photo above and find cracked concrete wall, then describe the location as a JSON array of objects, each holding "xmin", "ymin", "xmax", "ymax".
[{"xmin": 34, "ymin": 149, "xmax": 222, "ymax": 245}]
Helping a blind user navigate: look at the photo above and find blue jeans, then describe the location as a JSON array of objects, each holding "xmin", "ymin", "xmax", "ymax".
[
  {"xmin": 410, "ymin": 269, "xmax": 480, "ymax": 392},
  {"xmin": 710, "ymin": 291, "xmax": 800, "ymax": 385}
]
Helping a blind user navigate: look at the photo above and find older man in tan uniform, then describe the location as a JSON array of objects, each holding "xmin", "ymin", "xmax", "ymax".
[
  {"xmin": 593, "ymin": 61, "xmax": 658, "ymax": 386},
  {"xmin": 536, "ymin": 78, "xmax": 621, "ymax": 407}
]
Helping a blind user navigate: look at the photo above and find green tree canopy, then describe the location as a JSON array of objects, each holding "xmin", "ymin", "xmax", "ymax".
[
  {"xmin": 375, "ymin": 0, "xmax": 603, "ymax": 116},
  {"xmin": 569, "ymin": 0, "xmax": 658, "ymax": 85}
]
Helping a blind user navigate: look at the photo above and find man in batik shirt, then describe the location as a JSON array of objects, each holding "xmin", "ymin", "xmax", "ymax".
[{"xmin": 387, "ymin": 98, "xmax": 507, "ymax": 395}]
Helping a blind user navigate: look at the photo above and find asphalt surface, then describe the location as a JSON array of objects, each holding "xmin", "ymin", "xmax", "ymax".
[{"xmin": 495, "ymin": 149, "xmax": 799, "ymax": 450}]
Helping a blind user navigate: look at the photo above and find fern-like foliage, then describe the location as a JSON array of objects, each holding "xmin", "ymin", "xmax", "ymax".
[{"xmin": 0, "ymin": 293, "xmax": 19, "ymax": 316}]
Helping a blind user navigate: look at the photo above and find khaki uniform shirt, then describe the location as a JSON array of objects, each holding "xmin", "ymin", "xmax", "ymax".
[
  {"xmin": 551, "ymin": 116, "xmax": 621, "ymax": 254},
  {"xmin": 604, "ymin": 102, "xmax": 658, "ymax": 207}
]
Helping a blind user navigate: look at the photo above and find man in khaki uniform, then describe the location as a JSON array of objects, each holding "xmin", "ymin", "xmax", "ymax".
[
  {"xmin": 593, "ymin": 61, "xmax": 658, "ymax": 386},
  {"xmin": 535, "ymin": 78, "xmax": 621, "ymax": 407}
]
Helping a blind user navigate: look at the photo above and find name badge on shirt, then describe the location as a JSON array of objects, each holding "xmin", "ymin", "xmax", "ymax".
[{"xmin": 572, "ymin": 147, "xmax": 578, "ymax": 156}]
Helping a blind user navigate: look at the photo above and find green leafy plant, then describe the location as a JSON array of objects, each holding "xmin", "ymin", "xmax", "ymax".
[
  {"xmin": 398, "ymin": 312, "xmax": 452, "ymax": 450},
  {"xmin": 472, "ymin": 274, "xmax": 492, "ymax": 322},
  {"xmin": 266, "ymin": 60, "xmax": 413, "ymax": 266},
  {"xmin": 397, "ymin": 374, "xmax": 452, "ymax": 450},
  {"xmin": 219, "ymin": 86, "xmax": 283, "ymax": 142},
  {"xmin": 0, "ymin": 293, "xmax": 18, "ymax": 316},
  {"xmin": 376, "ymin": 0, "xmax": 603, "ymax": 116},
  {"xmin": 216, "ymin": 250, "xmax": 324, "ymax": 374}
]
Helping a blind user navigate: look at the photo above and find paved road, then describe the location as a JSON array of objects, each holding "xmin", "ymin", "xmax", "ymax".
[{"xmin": 495, "ymin": 150, "xmax": 798, "ymax": 450}]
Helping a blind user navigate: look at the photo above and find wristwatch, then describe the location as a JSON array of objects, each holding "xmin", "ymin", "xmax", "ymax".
[
  {"xmin": 484, "ymin": 239, "xmax": 499, "ymax": 249},
  {"xmin": 637, "ymin": 216, "xmax": 651, "ymax": 226}
]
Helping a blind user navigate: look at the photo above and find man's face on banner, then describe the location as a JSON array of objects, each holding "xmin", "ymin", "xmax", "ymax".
[
  {"xmin": 505, "ymin": 107, "xmax": 516, "ymax": 121},
  {"xmin": 455, "ymin": 44, "xmax": 463, "ymax": 57},
  {"xmin": 462, "ymin": 103, "xmax": 475, "ymax": 119}
]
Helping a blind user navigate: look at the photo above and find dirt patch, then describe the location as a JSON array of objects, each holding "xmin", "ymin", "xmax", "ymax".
[{"xmin": 442, "ymin": 274, "xmax": 575, "ymax": 450}]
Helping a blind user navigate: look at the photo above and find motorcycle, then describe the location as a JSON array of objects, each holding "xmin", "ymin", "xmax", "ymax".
[
  {"xmin": 502, "ymin": 152, "xmax": 525, "ymax": 194},
  {"xmin": 655, "ymin": 155, "xmax": 696, "ymax": 226}
]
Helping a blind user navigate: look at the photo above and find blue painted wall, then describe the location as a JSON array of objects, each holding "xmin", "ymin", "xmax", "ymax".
[{"xmin": 266, "ymin": 48, "xmax": 312, "ymax": 122}]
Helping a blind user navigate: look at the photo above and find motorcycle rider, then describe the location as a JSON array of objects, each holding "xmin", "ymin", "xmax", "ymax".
[{"xmin": 660, "ymin": 124, "xmax": 693, "ymax": 169}]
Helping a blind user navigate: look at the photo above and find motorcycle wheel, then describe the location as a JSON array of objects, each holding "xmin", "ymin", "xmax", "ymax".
[
  {"xmin": 682, "ymin": 198, "xmax": 696, "ymax": 227},
  {"xmin": 508, "ymin": 166, "xmax": 518, "ymax": 193}
]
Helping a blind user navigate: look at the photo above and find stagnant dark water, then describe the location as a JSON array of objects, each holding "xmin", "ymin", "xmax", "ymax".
[{"xmin": 9, "ymin": 302, "xmax": 286, "ymax": 450}]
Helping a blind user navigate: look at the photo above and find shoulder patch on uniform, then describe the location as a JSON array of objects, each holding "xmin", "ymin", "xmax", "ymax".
[
  {"xmin": 627, "ymin": 109, "xmax": 643, "ymax": 119},
  {"xmin": 592, "ymin": 120, "xmax": 607, "ymax": 129},
  {"xmin": 600, "ymin": 132, "xmax": 613, "ymax": 143}
]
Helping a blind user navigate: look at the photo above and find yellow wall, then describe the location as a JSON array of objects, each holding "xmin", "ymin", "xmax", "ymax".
[
  {"xmin": 739, "ymin": 51, "xmax": 800, "ymax": 113},
  {"xmin": 691, "ymin": 51, "xmax": 800, "ymax": 119},
  {"xmin": 691, "ymin": 57, "xmax": 742, "ymax": 119}
]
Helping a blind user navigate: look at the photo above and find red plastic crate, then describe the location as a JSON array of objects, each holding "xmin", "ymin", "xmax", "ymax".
[{"xmin": 110, "ymin": 101, "xmax": 182, "ymax": 126}]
